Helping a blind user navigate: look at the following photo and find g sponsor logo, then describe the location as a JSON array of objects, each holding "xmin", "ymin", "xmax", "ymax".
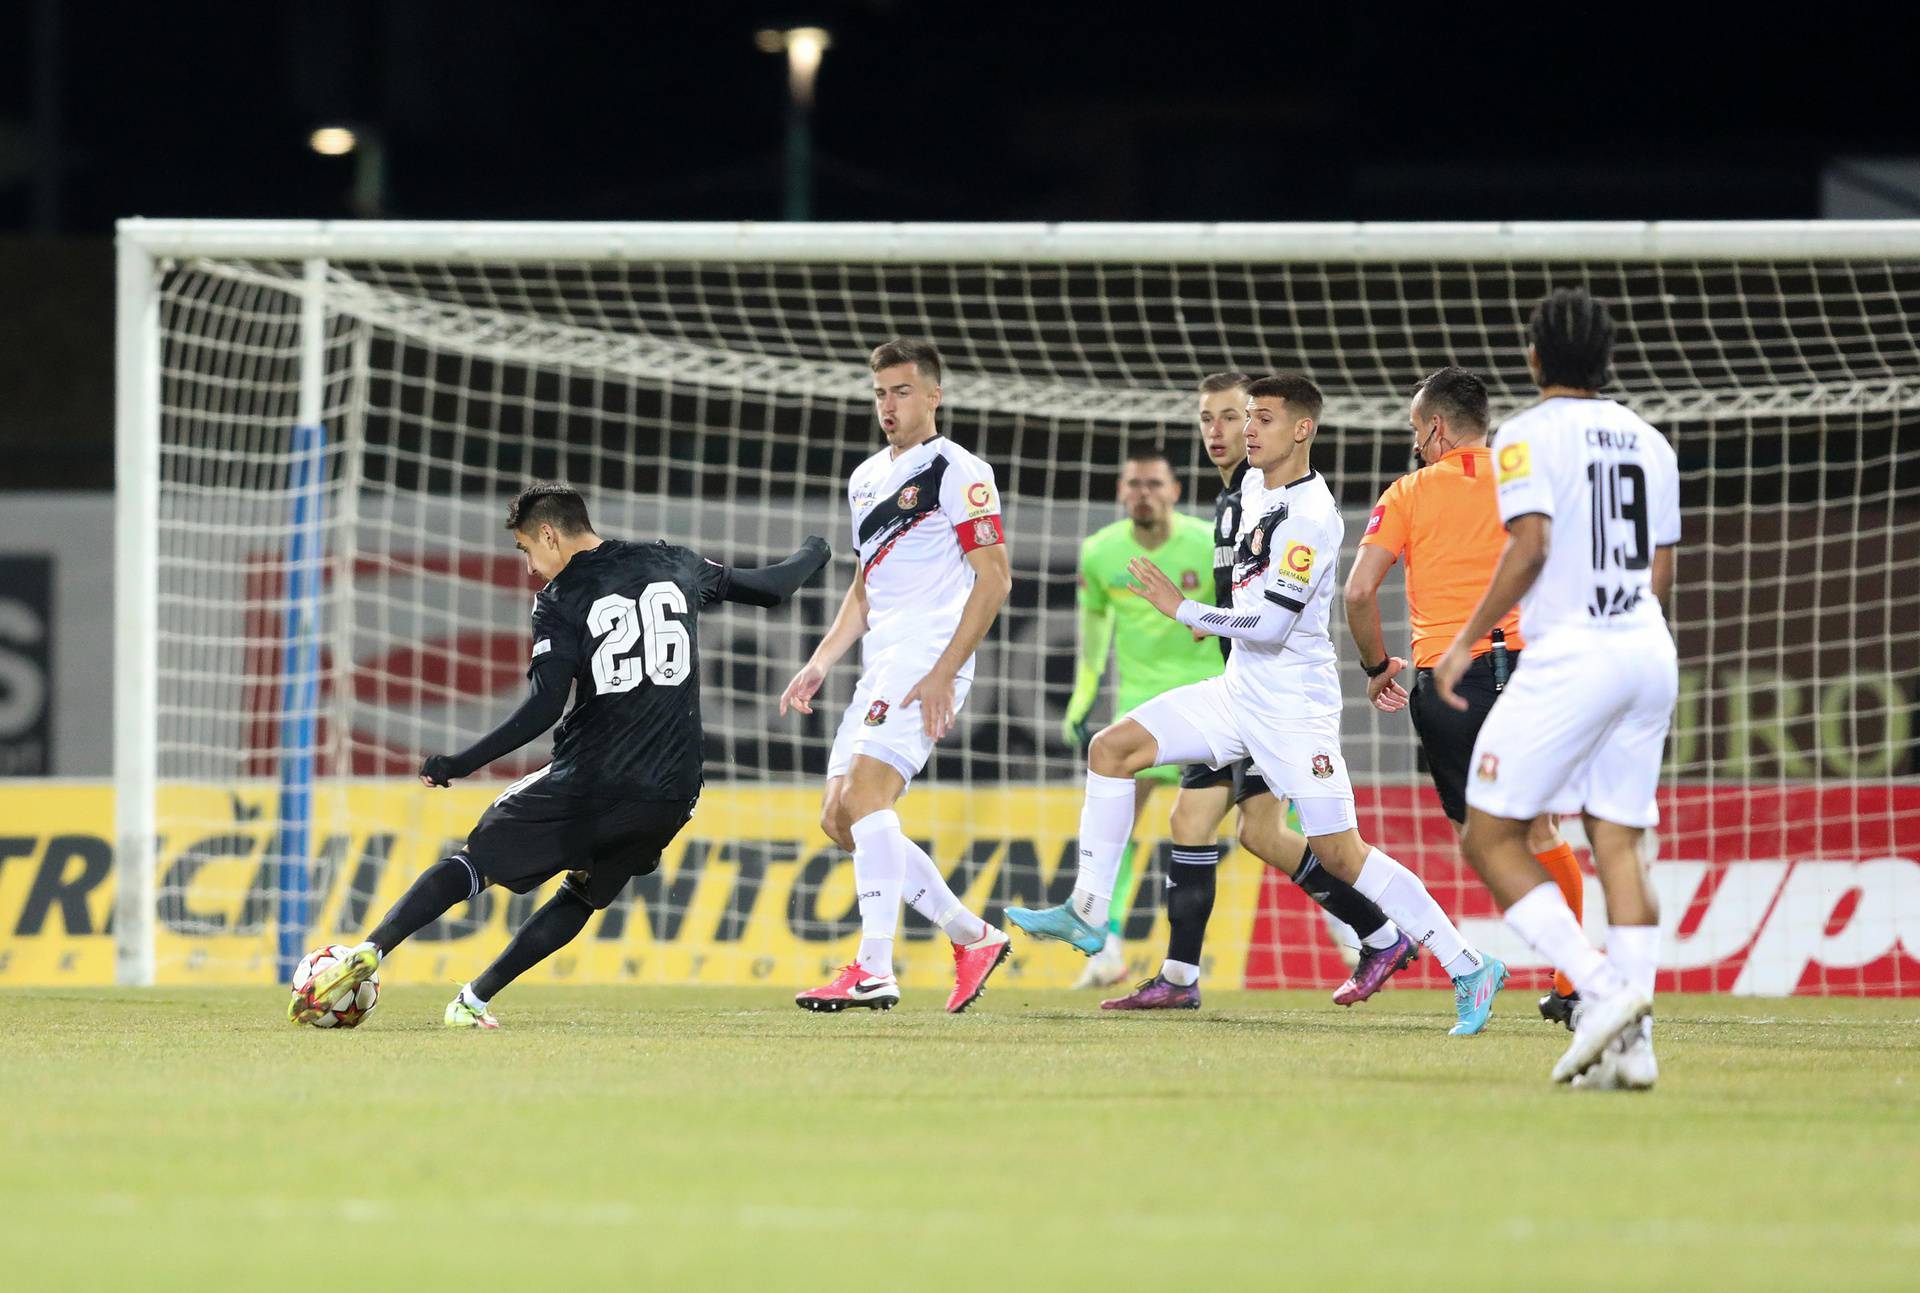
[
  {"xmin": 1282, "ymin": 542, "xmax": 1315, "ymax": 580},
  {"xmin": 965, "ymin": 481, "xmax": 993, "ymax": 510},
  {"xmin": 1497, "ymin": 442, "xmax": 1531, "ymax": 484}
]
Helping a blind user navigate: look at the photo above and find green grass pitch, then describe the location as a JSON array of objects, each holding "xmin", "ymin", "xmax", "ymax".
[{"xmin": 2, "ymin": 987, "xmax": 1915, "ymax": 1291}]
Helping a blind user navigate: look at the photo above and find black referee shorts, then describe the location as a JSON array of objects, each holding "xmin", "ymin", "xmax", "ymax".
[
  {"xmin": 1177, "ymin": 757, "xmax": 1270, "ymax": 805},
  {"xmin": 1407, "ymin": 650, "xmax": 1520, "ymax": 824},
  {"xmin": 459, "ymin": 773, "xmax": 698, "ymax": 910}
]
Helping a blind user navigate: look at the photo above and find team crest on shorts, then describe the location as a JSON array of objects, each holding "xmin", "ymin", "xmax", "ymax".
[
  {"xmin": 1477, "ymin": 752, "xmax": 1499, "ymax": 782},
  {"xmin": 1181, "ymin": 569, "xmax": 1200, "ymax": 590},
  {"xmin": 1311, "ymin": 752, "xmax": 1334, "ymax": 779},
  {"xmin": 864, "ymin": 699, "xmax": 890, "ymax": 727},
  {"xmin": 896, "ymin": 485, "xmax": 920, "ymax": 510}
]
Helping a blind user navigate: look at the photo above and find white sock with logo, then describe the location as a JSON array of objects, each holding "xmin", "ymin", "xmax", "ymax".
[
  {"xmin": 1353, "ymin": 847, "xmax": 1483, "ymax": 980},
  {"xmin": 1503, "ymin": 882, "xmax": 1628, "ymax": 999},
  {"xmin": 851, "ymin": 809, "xmax": 906, "ymax": 978},
  {"xmin": 902, "ymin": 837, "xmax": 986, "ymax": 945},
  {"xmin": 1067, "ymin": 770, "xmax": 1140, "ymax": 922}
]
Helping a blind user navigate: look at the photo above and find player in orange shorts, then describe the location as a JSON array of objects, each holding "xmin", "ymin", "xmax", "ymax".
[{"xmin": 1343, "ymin": 366, "xmax": 1588, "ymax": 1028}]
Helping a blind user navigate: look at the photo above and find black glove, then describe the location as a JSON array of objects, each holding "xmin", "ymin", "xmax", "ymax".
[
  {"xmin": 420, "ymin": 754, "xmax": 457, "ymax": 787},
  {"xmin": 802, "ymin": 535, "xmax": 831, "ymax": 561}
]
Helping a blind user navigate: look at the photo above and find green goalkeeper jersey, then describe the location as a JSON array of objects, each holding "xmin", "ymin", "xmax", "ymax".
[{"xmin": 1070, "ymin": 513, "xmax": 1224, "ymax": 721}]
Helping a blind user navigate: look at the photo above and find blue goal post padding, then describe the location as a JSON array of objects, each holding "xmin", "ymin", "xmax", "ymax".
[{"xmin": 273, "ymin": 422, "xmax": 328, "ymax": 983}]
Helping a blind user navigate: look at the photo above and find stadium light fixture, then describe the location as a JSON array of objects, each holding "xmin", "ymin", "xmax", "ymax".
[
  {"xmin": 755, "ymin": 26, "xmax": 832, "ymax": 221},
  {"xmin": 755, "ymin": 25, "xmax": 833, "ymax": 108},
  {"xmin": 308, "ymin": 126, "xmax": 358, "ymax": 157}
]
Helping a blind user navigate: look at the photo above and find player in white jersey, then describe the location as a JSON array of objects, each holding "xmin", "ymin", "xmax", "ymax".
[
  {"xmin": 779, "ymin": 338, "xmax": 1015, "ymax": 1014},
  {"xmin": 1010, "ymin": 374, "xmax": 1509, "ymax": 1035},
  {"xmin": 1432, "ymin": 288, "xmax": 1681, "ymax": 1088}
]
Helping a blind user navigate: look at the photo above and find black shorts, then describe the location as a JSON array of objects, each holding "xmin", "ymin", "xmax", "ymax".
[
  {"xmin": 460, "ymin": 775, "xmax": 697, "ymax": 910},
  {"xmin": 1177, "ymin": 757, "xmax": 1269, "ymax": 805},
  {"xmin": 1407, "ymin": 650, "xmax": 1520, "ymax": 824}
]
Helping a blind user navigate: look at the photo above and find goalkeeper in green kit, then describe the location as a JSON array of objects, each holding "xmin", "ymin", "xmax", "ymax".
[{"xmin": 1061, "ymin": 444, "xmax": 1225, "ymax": 986}]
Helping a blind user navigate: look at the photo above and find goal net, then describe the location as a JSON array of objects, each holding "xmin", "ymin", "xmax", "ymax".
[{"xmin": 114, "ymin": 221, "xmax": 1920, "ymax": 996}]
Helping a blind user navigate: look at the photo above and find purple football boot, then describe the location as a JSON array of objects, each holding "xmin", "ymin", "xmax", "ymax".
[
  {"xmin": 1101, "ymin": 975, "xmax": 1201, "ymax": 1011},
  {"xmin": 1332, "ymin": 930, "xmax": 1418, "ymax": 1006}
]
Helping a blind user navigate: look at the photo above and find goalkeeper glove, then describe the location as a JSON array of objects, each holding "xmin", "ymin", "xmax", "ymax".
[
  {"xmin": 420, "ymin": 755, "xmax": 457, "ymax": 787},
  {"xmin": 1060, "ymin": 713, "xmax": 1092, "ymax": 753}
]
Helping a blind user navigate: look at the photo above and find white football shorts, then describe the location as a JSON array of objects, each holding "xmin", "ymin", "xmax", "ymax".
[
  {"xmin": 1465, "ymin": 623, "xmax": 1678, "ymax": 829},
  {"xmin": 1127, "ymin": 675, "xmax": 1357, "ymax": 836},
  {"xmin": 826, "ymin": 657, "xmax": 973, "ymax": 789}
]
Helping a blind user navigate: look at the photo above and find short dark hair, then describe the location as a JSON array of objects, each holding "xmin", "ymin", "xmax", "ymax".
[
  {"xmin": 1412, "ymin": 366, "xmax": 1491, "ymax": 431},
  {"xmin": 869, "ymin": 337, "xmax": 942, "ymax": 384},
  {"xmin": 505, "ymin": 482, "xmax": 593, "ymax": 536},
  {"xmin": 1527, "ymin": 288, "xmax": 1615, "ymax": 390},
  {"xmin": 1246, "ymin": 372, "xmax": 1323, "ymax": 422},
  {"xmin": 1123, "ymin": 443, "xmax": 1173, "ymax": 470},
  {"xmin": 1197, "ymin": 370, "xmax": 1252, "ymax": 396}
]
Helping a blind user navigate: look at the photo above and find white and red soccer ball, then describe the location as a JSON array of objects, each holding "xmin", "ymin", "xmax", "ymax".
[{"xmin": 290, "ymin": 944, "xmax": 380, "ymax": 1028}]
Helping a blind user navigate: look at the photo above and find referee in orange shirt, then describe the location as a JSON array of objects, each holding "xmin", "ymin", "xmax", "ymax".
[{"xmin": 1343, "ymin": 366, "xmax": 1586, "ymax": 1028}]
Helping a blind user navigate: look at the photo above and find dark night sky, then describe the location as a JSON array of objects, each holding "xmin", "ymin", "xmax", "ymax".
[{"xmin": 2, "ymin": 1, "xmax": 1916, "ymax": 231}]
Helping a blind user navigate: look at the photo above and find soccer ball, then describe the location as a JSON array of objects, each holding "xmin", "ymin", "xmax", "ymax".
[{"xmin": 290, "ymin": 944, "xmax": 379, "ymax": 1029}]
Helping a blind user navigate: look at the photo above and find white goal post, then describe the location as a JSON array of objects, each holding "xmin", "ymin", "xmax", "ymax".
[{"xmin": 114, "ymin": 219, "xmax": 1920, "ymax": 994}]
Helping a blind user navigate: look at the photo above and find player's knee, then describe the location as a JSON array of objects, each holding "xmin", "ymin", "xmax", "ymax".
[
  {"xmin": 1088, "ymin": 722, "xmax": 1151, "ymax": 778},
  {"xmin": 1525, "ymin": 813, "xmax": 1562, "ymax": 853},
  {"xmin": 559, "ymin": 872, "xmax": 611, "ymax": 911},
  {"xmin": 1167, "ymin": 799, "xmax": 1214, "ymax": 847}
]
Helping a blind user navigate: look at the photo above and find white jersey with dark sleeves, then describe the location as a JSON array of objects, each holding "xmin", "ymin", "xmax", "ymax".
[
  {"xmin": 847, "ymin": 434, "xmax": 1005, "ymax": 675},
  {"xmin": 1216, "ymin": 466, "xmax": 1345, "ymax": 720}
]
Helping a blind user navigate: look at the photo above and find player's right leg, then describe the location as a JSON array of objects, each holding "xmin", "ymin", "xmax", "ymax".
[
  {"xmin": 1076, "ymin": 771, "xmax": 1164, "ymax": 990},
  {"xmin": 1460, "ymin": 636, "xmax": 1669, "ymax": 1082},
  {"xmin": 800, "ymin": 670, "xmax": 1006, "ymax": 1013},
  {"xmin": 1009, "ymin": 678, "xmax": 1241, "ymax": 955}
]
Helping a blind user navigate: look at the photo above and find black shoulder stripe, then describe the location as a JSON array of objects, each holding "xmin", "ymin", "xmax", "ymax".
[
  {"xmin": 857, "ymin": 456, "xmax": 949, "ymax": 545},
  {"xmin": 1264, "ymin": 590, "xmax": 1305, "ymax": 611}
]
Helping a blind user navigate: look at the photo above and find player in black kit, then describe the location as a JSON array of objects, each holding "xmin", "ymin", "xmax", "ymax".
[{"xmin": 289, "ymin": 483, "xmax": 831, "ymax": 1028}]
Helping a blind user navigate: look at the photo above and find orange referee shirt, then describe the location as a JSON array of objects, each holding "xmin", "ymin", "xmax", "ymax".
[{"xmin": 1359, "ymin": 443, "xmax": 1524, "ymax": 668}]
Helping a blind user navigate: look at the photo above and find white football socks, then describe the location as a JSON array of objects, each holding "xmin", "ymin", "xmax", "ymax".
[
  {"xmin": 1607, "ymin": 924, "xmax": 1660, "ymax": 1001},
  {"xmin": 901, "ymin": 837, "xmax": 987, "ymax": 945},
  {"xmin": 1067, "ymin": 770, "xmax": 1139, "ymax": 923},
  {"xmin": 1160, "ymin": 959, "xmax": 1201, "ymax": 987},
  {"xmin": 850, "ymin": 809, "xmax": 906, "ymax": 978},
  {"xmin": 1353, "ymin": 847, "xmax": 1483, "ymax": 980},
  {"xmin": 1503, "ymin": 881, "xmax": 1629, "ymax": 999}
]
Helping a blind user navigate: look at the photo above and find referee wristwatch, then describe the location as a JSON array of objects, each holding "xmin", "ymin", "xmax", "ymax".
[{"xmin": 1359, "ymin": 657, "xmax": 1391, "ymax": 679}]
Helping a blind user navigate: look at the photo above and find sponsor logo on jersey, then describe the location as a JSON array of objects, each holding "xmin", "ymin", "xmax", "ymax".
[
  {"xmin": 1180, "ymin": 570, "xmax": 1200, "ymax": 590},
  {"xmin": 864, "ymin": 699, "xmax": 890, "ymax": 727},
  {"xmin": 1497, "ymin": 442, "xmax": 1531, "ymax": 484},
  {"xmin": 531, "ymin": 638, "xmax": 552, "ymax": 658},
  {"xmin": 1477, "ymin": 752, "xmax": 1499, "ymax": 782},
  {"xmin": 896, "ymin": 485, "xmax": 920, "ymax": 510},
  {"xmin": 1218, "ymin": 512, "xmax": 1235, "ymax": 540},
  {"xmin": 1365, "ymin": 504, "xmax": 1385, "ymax": 536},
  {"xmin": 965, "ymin": 481, "xmax": 994, "ymax": 514},
  {"xmin": 1281, "ymin": 542, "xmax": 1315, "ymax": 580},
  {"xmin": 1311, "ymin": 752, "xmax": 1334, "ymax": 779}
]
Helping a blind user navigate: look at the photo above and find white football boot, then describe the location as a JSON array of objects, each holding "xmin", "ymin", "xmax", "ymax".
[{"xmin": 1073, "ymin": 932, "xmax": 1129, "ymax": 989}]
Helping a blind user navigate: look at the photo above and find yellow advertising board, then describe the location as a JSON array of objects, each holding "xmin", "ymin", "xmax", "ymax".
[{"xmin": 0, "ymin": 781, "xmax": 1261, "ymax": 991}]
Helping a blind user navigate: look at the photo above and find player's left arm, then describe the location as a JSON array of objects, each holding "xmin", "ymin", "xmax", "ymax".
[
  {"xmin": 718, "ymin": 536, "xmax": 833, "ymax": 607},
  {"xmin": 904, "ymin": 459, "xmax": 1012, "ymax": 739},
  {"xmin": 905, "ymin": 542, "xmax": 1011, "ymax": 740}
]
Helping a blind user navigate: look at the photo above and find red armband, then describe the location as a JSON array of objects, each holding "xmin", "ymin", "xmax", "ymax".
[{"xmin": 956, "ymin": 515, "xmax": 1004, "ymax": 552}]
